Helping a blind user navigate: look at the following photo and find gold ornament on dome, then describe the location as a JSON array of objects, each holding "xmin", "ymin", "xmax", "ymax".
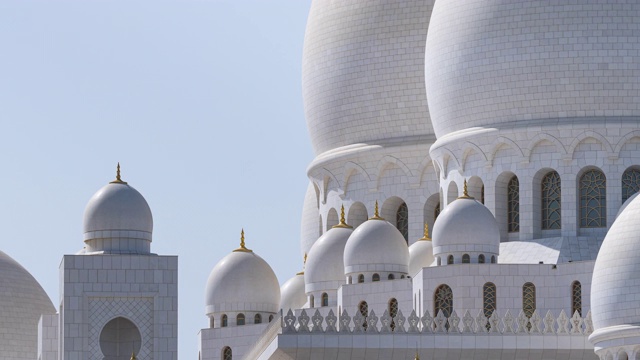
[
  {"xmin": 369, "ymin": 200, "xmax": 384, "ymax": 220},
  {"xmin": 233, "ymin": 229, "xmax": 253, "ymax": 252},
  {"xmin": 110, "ymin": 162, "xmax": 128, "ymax": 184},
  {"xmin": 333, "ymin": 204, "xmax": 353, "ymax": 228}
]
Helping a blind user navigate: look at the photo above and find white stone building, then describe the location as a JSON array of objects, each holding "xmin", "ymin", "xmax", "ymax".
[
  {"xmin": 199, "ymin": 1, "xmax": 640, "ymax": 360},
  {"xmin": 2, "ymin": 1, "xmax": 640, "ymax": 359}
]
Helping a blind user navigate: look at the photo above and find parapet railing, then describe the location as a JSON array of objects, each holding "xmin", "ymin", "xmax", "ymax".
[{"xmin": 281, "ymin": 307, "xmax": 593, "ymax": 335}]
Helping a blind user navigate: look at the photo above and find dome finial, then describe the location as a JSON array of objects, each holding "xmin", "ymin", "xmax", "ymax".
[
  {"xmin": 234, "ymin": 228, "xmax": 252, "ymax": 252},
  {"xmin": 458, "ymin": 179, "xmax": 473, "ymax": 199},
  {"xmin": 420, "ymin": 223, "xmax": 431, "ymax": 241},
  {"xmin": 297, "ymin": 253, "xmax": 307, "ymax": 275},
  {"xmin": 304, "ymin": 252, "xmax": 308, "ymax": 265},
  {"xmin": 109, "ymin": 162, "xmax": 128, "ymax": 184},
  {"xmin": 414, "ymin": 350, "xmax": 420, "ymax": 360},
  {"xmin": 333, "ymin": 204, "xmax": 353, "ymax": 228},
  {"xmin": 369, "ymin": 200, "xmax": 385, "ymax": 220},
  {"xmin": 130, "ymin": 351, "xmax": 137, "ymax": 360}
]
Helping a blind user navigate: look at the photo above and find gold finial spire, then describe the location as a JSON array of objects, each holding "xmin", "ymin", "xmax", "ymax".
[
  {"xmin": 369, "ymin": 200, "xmax": 385, "ymax": 220},
  {"xmin": 333, "ymin": 204, "xmax": 353, "ymax": 228},
  {"xmin": 419, "ymin": 223, "xmax": 431, "ymax": 241},
  {"xmin": 414, "ymin": 351, "xmax": 420, "ymax": 360},
  {"xmin": 458, "ymin": 178, "xmax": 473, "ymax": 199},
  {"xmin": 233, "ymin": 228, "xmax": 252, "ymax": 252},
  {"xmin": 297, "ymin": 253, "xmax": 307, "ymax": 275},
  {"xmin": 130, "ymin": 351, "xmax": 137, "ymax": 360},
  {"xmin": 109, "ymin": 162, "xmax": 128, "ymax": 184}
]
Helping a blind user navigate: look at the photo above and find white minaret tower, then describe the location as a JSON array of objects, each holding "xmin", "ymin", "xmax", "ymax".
[{"xmin": 59, "ymin": 164, "xmax": 178, "ymax": 360}]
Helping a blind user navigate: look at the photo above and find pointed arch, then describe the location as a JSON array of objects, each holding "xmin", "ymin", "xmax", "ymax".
[
  {"xmin": 568, "ymin": 131, "xmax": 613, "ymax": 159},
  {"xmin": 461, "ymin": 141, "xmax": 488, "ymax": 172},
  {"xmin": 615, "ymin": 130, "xmax": 640, "ymax": 155},
  {"xmin": 343, "ymin": 161, "xmax": 373, "ymax": 194},
  {"xmin": 374, "ymin": 156, "xmax": 412, "ymax": 191},
  {"xmin": 489, "ymin": 137, "xmax": 524, "ymax": 166},
  {"xmin": 525, "ymin": 133, "xmax": 567, "ymax": 163}
]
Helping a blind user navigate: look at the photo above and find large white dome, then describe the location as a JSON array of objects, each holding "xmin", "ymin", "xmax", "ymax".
[
  {"xmin": 425, "ymin": 0, "xmax": 640, "ymax": 139},
  {"xmin": 205, "ymin": 246, "xmax": 280, "ymax": 315},
  {"xmin": 409, "ymin": 229, "xmax": 434, "ymax": 277},
  {"xmin": 303, "ymin": 0, "xmax": 435, "ymax": 155},
  {"xmin": 591, "ymin": 194, "xmax": 640, "ymax": 331},
  {"xmin": 279, "ymin": 273, "xmax": 306, "ymax": 312},
  {"xmin": 83, "ymin": 175, "xmax": 153, "ymax": 254},
  {"xmin": 432, "ymin": 195, "xmax": 499, "ymax": 260},
  {"xmin": 305, "ymin": 226, "xmax": 352, "ymax": 293},
  {"xmin": 344, "ymin": 217, "xmax": 409, "ymax": 276},
  {"xmin": 0, "ymin": 251, "xmax": 56, "ymax": 359}
]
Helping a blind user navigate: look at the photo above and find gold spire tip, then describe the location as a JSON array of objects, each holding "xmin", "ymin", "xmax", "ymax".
[
  {"xmin": 458, "ymin": 179, "xmax": 473, "ymax": 199},
  {"xmin": 109, "ymin": 162, "xmax": 128, "ymax": 184},
  {"xmin": 233, "ymin": 228, "xmax": 252, "ymax": 252},
  {"xmin": 297, "ymin": 253, "xmax": 307, "ymax": 275},
  {"xmin": 130, "ymin": 351, "xmax": 137, "ymax": 360},
  {"xmin": 333, "ymin": 204, "xmax": 353, "ymax": 228},
  {"xmin": 420, "ymin": 223, "xmax": 431, "ymax": 241},
  {"xmin": 369, "ymin": 200, "xmax": 385, "ymax": 220}
]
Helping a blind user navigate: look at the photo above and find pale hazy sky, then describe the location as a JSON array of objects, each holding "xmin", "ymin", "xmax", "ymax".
[{"xmin": 0, "ymin": 1, "xmax": 313, "ymax": 358}]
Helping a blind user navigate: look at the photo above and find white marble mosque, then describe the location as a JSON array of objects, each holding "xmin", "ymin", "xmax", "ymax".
[{"xmin": 3, "ymin": 1, "xmax": 640, "ymax": 359}]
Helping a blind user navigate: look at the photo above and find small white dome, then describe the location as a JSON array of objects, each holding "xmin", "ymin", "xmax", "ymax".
[
  {"xmin": 0, "ymin": 251, "xmax": 56, "ymax": 359},
  {"xmin": 432, "ymin": 195, "xmax": 499, "ymax": 260},
  {"xmin": 83, "ymin": 174, "xmax": 153, "ymax": 254},
  {"xmin": 279, "ymin": 273, "xmax": 306, "ymax": 312},
  {"xmin": 409, "ymin": 238, "xmax": 434, "ymax": 277},
  {"xmin": 305, "ymin": 226, "xmax": 352, "ymax": 294},
  {"xmin": 205, "ymin": 244, "xmax": 280, "ymax": 316},
  {"xmin": 344, "ymin": 216, "xmax": 409, "ymax": 276},
  {"xmin": 591, "ymin": 194, "xmax": 640, "ymax": 331}
]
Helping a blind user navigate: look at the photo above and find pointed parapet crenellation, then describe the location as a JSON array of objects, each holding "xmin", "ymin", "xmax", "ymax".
[
  {"xmin": 325, "ymin": 309, "xmax": 337, "ymax": 333},
  {"xmin": 311, "ymin": 309, "xmax": 324, "ymax": 333},
  {"xmin": 516, "ymin": 310, "xmax": 529, "ymax": 334},
  {"xmin": 407, "ymin": 310, "xmax": 420, "ymax": 333},
  {"xmin": 570, "ymin": 310, "xmax": 584, "ymax": 334},
  {"xmin": 353, "ymin": 309, "xmax": 365, "ymax": 333},
  {"xmin": 584, "ymin": 310, "xmax": 593, "ymax": 334},
  {"xmin": 283, "ymin": 309, "xmax": 296, "ymax": 333},
  {"xmin": 339, "ymin": 309, "xmax": 351, "ymax": 333},
  {"xmin": 421, "ymin": 310, "xmax": 434, "ymax": 333},
  {"xmin": 380, "ymin": 310, "xmax": 392, "ymax": 333},
  {"xmin": 366, "ymin": 310, "xmax": 379, "ymax": 333},
  {"xmin": 502, "ymin": 310, "xmax": 515, "ymax": 334},
  {"xmin": 448, "ymin": 311, "xmax": 461, "ymax": 333},
  {"xmin": 434, "ymin": 311, "xmax": 447, "ymax": 333},
  {"xmin": 394, "ymin": 309, "xmax": 407, "ymax": 333},
  {"xmin": 298, "ymin": 309, "xmax": 310, "ymax": 332},
  {"xmin": 476, "ymin": 311, "xmax": 489, "ymax": 333},
  {"xmin": 557, "ymin": 310, "xmax": 569, "ymax": 334},
  {"xmin": 462, "ymin": 310, "xmax": 475, "ymax": 333},
  {"xmin": 488, "ymin": 311, "xmax": 500, "ymax": 333},
  {"xmin": 543, "ymin": 310, "xmax": 556, "ymax": 334},
  {"xmin": 529, "ymin": 310, "xmax": 542, "ymax": 334}
]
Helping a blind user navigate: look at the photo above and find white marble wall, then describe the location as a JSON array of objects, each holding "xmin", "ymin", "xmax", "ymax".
[{"xmin": 60, "ymin": 254, "xmax": 178, "ymax": 360}]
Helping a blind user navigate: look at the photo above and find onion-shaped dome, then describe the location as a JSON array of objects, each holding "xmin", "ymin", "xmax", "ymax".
[
  {"xmin": 0, "ymin": 250, "xmax": 56, "ymax": 359},
  {"xmin": 303, "ymin": 0, "xmax": 435, "ymax": 155},
  {"xmin": 425, "ymin": 0, "xmax": 640, "ymax": 139},
  {"xmin": 279, "ymin": 272, "xmax": 306, "ymax": 312},
  {"xmin": 432, "ymin": 182, "xmax": 499, "ymax": 261},
  {"xmin": 205, "ymin": 231, "xmax": 280, "ymax": 316},
  {"xmin": 83, "ymin": 164, "xmax": 153, "ymax": 254},
  {"xmin": 344, "ymin": 202, "xmax": 409, "ymax": 277},
  {"xmin": 409, "ymin": 224, "xmax": 435, "ymax": 276},
  {"xmin": 305, "ymin": 206, "xmax": 353, "ymax": 293},
  {"xmin": 300, "ymin": 182, "xmax": 320, "ymax": 256},
  {"xmin": 591, "ymin": 194, "xmax": 640, "ymax": 334}
]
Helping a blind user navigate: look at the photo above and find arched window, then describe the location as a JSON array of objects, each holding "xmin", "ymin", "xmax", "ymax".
[
  {"xmin": 462, "ymin": 254, "xmax": 470, "ymax": 263},
  {"xmin": 522, "ymin": 282, "xmax": 536, "ymax": 330},
  {"xmin": 236, "ymin": 313, "xmax": 245, "ymax": 326},
  {"xmin": 447, "ymin": 255, "xmax": 454, "ymax": 265},
  {"xmin": 388, "ymin": 274, "xmax": 395, "ymax": 280},
  {"xmin": 99, "ymin": 317, "xmax": 141, "ymax": 358},
  {"xmin": 478, "ymin": 254, "xmax": 485, "ymax": 264},
  {"xmin": 508, "ymin": 176, "xmax": 520, "ymax": 232},
  {"xmin": 491, "ymin": 255, "xmax": 496, "ymax": 263},
  {"xmin": 572, "ymin": 281, "xmax": 582, "ymax": 316},
  {"xmin": 483, "ymin": 282, "xmax": 497, "ymax": 330},
  {"xmin": 221, "ymin": 314, "xmax": 228, "ymax": 327},
  {"xmin": 434, "ymin": 285, "xmax": 453, "ymax": 330},
  {"xmin": 389, "ymin": 298, "xmax": 398, "ymax": 331},
  {"xmin": 372, "ymin": 273, "xmax": 380, "ymax": 282},
  {"xmin": 222, "ymin": 346, "xmax": 232, "ymax": 360},
  {"xmin": 622, "ymin": 168, "xmax": 640, "ymax": 203},
  {"xmin": 396, "ymin": 202, "xmax": 409, "ymax": 243},
  {"xmin": 358, "ymin": 274, "xmax": 364, "ymax": 283},
  {"xmin": 542, "ymin": 171, "xmax": 561, "ymax": 229},
  {"xmin": 434, "ymin": 202, "xmax": 441, "ymax": 221},
  {"xmin": 269, "ymin": 315, "xmax": 274, "ymax": 322},
  {"xmin": 321, "ymin": 293, "xmax": 328, "ymax": 307},
  {"xmin": 580, "ymin": 170, "xmax": 606, "ymax": 228},
  {"xmin": 359, "ymin": 301, "xmax": 369, "ymax": 330},
  {"xmin": 309, "ymin": 295, "xmax": 315, "ymax": 308},
  {"xmin": 254, "ymin": 314, "xmax": 262, "ymax": 324}
]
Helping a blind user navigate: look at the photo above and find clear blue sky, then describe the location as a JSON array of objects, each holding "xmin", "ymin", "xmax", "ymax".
[{"xmin": 0, "ymin": 1, "xmax": 313, "ymax": 358}]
